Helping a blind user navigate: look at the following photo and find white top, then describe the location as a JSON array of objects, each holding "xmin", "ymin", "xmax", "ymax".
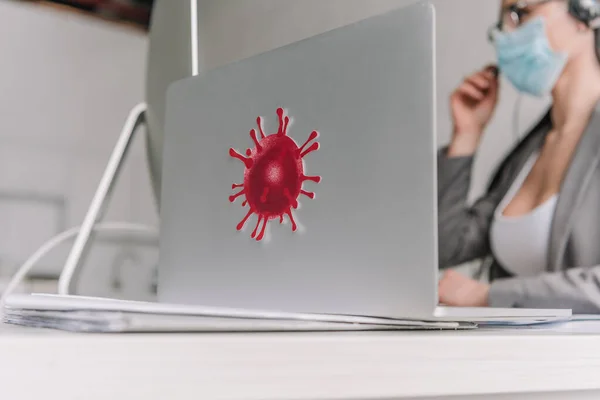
[
  {"xmin": 2, "ymin": 323, "xmax": 600, "ymax": 400},
  {"xmin": 490, "ymin": 152, "xmax": 558, "ymax": 277}
]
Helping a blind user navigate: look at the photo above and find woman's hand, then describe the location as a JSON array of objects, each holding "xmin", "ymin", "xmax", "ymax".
[
  {"xmin": 448, "ymin": 65, "xmax": 500, "ymax": 157},
  {"xmin": 438, "ymin": 270, "xmax": 490, "ymax": 307}
]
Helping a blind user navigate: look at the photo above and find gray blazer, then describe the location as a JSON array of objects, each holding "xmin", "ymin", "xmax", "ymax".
[{"xmin": 438, "ymin": 104, "xmax": 600, "ymax": 314}]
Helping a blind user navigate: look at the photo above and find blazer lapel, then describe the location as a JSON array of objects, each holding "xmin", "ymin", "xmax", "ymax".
[{"xmin": 548, "ymin": 104, "xmax": 600, "ymax": 271}]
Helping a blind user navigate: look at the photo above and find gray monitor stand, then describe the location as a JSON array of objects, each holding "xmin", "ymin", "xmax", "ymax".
[{"xmin": 56, "ymin": 103, "xmax": 148, "ymax": 295}]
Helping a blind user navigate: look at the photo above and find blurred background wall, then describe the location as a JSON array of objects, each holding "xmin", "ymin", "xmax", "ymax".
[
  {"xmin": 0, "ymin": 0, "xmax": 158, "ymax": 299},
  {"xmin": 0, "ymin": 0, "xmax": 550, "ymax": 299}
]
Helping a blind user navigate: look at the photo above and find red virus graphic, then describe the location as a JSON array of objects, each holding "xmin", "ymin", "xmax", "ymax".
[{"xmin": 229, "ymin": 108, "xmax": 321, "ymax": 241}]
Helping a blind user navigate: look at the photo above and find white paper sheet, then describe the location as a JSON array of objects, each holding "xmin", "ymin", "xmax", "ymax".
[{"xmin": 2, "ymin": 294, "xmax": 477, "ymax": 332}]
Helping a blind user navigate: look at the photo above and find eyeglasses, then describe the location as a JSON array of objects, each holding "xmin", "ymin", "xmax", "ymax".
[{"xmin": 487, "ymin": 0, "xmax": 561, "ymax": 42}]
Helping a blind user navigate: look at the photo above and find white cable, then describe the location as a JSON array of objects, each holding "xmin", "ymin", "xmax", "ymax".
[
  {"xmin": 0, "ymin": 222, "xmax": 157, "ymax": 309},
  {"xmin": 512, "ymin": 93, "xmax": 523, "ymax": 143}
]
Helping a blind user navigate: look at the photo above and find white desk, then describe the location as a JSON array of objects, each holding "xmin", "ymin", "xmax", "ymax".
[{"xmin": 2, "ymin": 324, "xmax": 600, "ymax": 400}]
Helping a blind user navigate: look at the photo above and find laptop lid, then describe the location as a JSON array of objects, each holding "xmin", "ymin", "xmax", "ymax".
[{"xmin": 158, "ymin": 1, "xmax": 438, "ymax": 320}]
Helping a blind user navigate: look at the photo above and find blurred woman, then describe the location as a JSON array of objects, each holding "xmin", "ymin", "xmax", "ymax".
[{"xmin": 437, "ymin": 0, "xmax": 600, "ymax": 313}]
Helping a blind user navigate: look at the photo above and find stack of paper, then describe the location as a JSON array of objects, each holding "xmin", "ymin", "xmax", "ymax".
[
  {"xmin": 478, "ymin": 315, "xmax": 600, "ymax": 332},
  {"xmin": 2, "ymin": 294, "xmax": 477, "ymax": 333}
]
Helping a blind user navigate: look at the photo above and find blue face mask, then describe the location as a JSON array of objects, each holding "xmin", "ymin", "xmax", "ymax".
[{"xmin": 493, "ymin": 16, "xmax": 568, "ymax": 97}]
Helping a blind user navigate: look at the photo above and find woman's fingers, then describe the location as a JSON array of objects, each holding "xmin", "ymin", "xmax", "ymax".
[
  {"xmin": 466, "ymin": 74, "xmax": 491, "ymax": 91},
  {"xmin": 457, "ymin": 81, "xmax": 485, "ymax": 101}
]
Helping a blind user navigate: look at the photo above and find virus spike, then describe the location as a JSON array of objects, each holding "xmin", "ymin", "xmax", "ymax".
[
  {"xmin": 277, "ymin": 108, "xmax": 285, "ymax": 136},
  {"xmin": 284, "ymin": 188, "xmax": 298, "ymax": 209},
  {"xmin": 300, "ymin": 142, "xmax": 320, "ymax": 159},
  {"xmin": 236, "ymin": 209, "xmax": 253, "ymax": 231},
  {"xmin": 301, "ymin": 190, "xmax": 315, "ymax": 199},
  {"xmin": 256, "ymin": 117, "xmax": 266, "ymax": 139},
  {"xmin": 249, "ymin": 129, "xmax": 263, "ymax": 152},
  {"xmin": 298, "ymin": 131, "xmax": 319, "ymax": 154},
  {"xmin": 242, "ymin": 200, "xmax": 248, "ymax": 207},
  {"xmin": 286, "ymin": 209, "xmax": 298, "ymax": 231},
  {"xmin": 301, "ymin": 175, "xmax": 322, "ymax": 183},
  {"xmin": 283, "ymin": 116, "xmax": 290, "ymax": 136},
  {"xmin": 229, "ymin": 148, "xmax": 253, "ymax": 168},
  {"xmin": 246, "ymin": 149, "xmax": 252, "ymax": 156},
  {"xmin": 251, "ymin": 215, "xmax": 262, "ymax": 238},
  {"xmin": 260, "ymin": 187, "xmax": 269, "ymax": 203},
  {"xmin": 229, "ymin": 189, "xmax": 245, "ymax": 203},
  {"xmin": 279, "ymin": 215, "xmax": 284, "ymax": 224},
  {"xmin": 256, "ymin": 217, "xmax": 268, "ymax": 241},
  {"xmin": 232, "ymin": 183, "xmax": 244, "ymax": 189}
]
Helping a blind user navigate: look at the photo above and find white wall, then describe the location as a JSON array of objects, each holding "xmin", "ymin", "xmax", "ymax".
[
  {"xmin": 197, "ymin": 0, "xmax": 551, "ymax": 200},
  {"xmin": 0, "ymin": 1, "xmax": 157, "ymax": 299}
]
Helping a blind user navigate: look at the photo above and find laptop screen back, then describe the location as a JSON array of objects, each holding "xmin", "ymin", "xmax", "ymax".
[{"xmin": 159, "ymin": 2, "xmax": 438, "ymax": 319}]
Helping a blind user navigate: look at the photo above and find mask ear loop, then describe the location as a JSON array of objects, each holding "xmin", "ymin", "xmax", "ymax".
[{"xmin": 513, "ymin": 93, "xmax": 523, "ymax": 143}]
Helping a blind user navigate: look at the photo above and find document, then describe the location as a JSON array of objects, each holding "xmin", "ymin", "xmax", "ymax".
[
  {"xmin": 2, "ymin": 294, "xmax": 477, "ymax": 333},
  {"xmin": 483, "ymin": 315, "xmax": 600, "ymax": 332}
]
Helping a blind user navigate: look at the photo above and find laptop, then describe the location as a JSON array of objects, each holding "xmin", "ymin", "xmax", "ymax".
[{"xmin": 157, "ymin": 1, "xmax": 571, "ymax": 323}]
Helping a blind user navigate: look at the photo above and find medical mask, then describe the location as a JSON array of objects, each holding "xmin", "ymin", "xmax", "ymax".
[{"xmin": 493, "ymin": 16, "xmax": 568, "ymax": 97}]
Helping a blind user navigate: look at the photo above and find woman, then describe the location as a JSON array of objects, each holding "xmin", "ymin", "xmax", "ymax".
[{"xmin": 437, "ymin": 0, "xmax": 600, "ymax": 313}]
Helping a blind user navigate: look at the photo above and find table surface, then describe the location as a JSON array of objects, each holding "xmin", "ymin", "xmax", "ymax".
[{"xmin": 3, "ymin": 322, "xmax": 600, "ymax": 400}]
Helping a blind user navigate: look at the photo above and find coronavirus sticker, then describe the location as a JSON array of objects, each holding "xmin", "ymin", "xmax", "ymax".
[{"xmin": 229, "ymin": 108, "xmax": 321, "ymax": 241}]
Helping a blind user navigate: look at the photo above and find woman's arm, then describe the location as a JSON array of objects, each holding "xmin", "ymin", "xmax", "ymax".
[
  {"xmin": 437, "ymin": 147, "xmax": 503, "ymax": 268},
  {"xmin": 489, "ymin": 266, "xmax": 600, "ymax": 314},
  {"xmin": 438, "ymin": 65, "xmax": 502, "ymax": 268}
]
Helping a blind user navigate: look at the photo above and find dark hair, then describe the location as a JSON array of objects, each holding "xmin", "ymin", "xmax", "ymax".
[
  {"xmin": 596, "ymin": 29, "xmax": 600, "ymax": 61},
  {"xmin": 568, "ymin": 0, "xmax": 600, "ymax": 60}
]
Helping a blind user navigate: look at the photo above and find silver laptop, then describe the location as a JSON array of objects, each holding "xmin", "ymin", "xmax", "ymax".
[{"xmin": 158, "ymin": 1, "xmax": 570, "ymax": 322}]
